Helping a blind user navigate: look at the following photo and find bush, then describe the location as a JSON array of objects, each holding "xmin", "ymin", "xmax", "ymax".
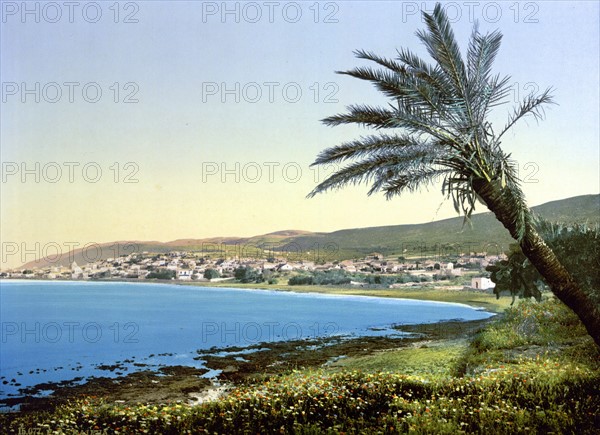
[
  {"xmin": 364, "ymin": 274, "xmax": 395, "ymax": 286},
  {"xmin": 203, "ymin": 268, "xmax": 221, "ymax": 280},
  {"xmin": 313, "ymin": 270, "xmax": 352, "ymax": 285},
  {"xmin": 288, "ymin": 270, "xmax": 352, "ymax": 286},
  {"xmin": 488, "ymin": 220, "xmax": 600, "ymax": 304},
  {"xmin": 146, "ymin": 269, "xmax": 176, "ymax": 280},
  {"xmin": 234, "ymin": 267, "xmax": 263, "ymax": 283},
  {"xmin": 288, "ymin": 275, "xmax": 314, "ymax": 285}
]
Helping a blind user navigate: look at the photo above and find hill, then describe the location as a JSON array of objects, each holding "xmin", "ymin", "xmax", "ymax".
[
  {"xmin": 19, "ymin": 194, "xmax": 599, "ymax": 269},
  {"xmin": 281, "ymin": 194, "xmax": 600, "ymax": 260}
]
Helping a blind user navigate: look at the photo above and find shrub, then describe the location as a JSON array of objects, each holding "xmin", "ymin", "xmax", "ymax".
[
  {"xmin": 203, "ymin": 268, "xmax": 221, "ymax": 280},
  {"xmin": 288, "ymin": 275, "xmax": 314, "ymax": 285},
  {"xmin": 145, "ymin": 269, "xmax": 176, "ymax": 280}
]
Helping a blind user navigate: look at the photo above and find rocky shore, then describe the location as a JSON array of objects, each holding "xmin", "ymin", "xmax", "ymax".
[{"xmin": 1, "ymin": 318, "xmax": 492, "ymax": 414}]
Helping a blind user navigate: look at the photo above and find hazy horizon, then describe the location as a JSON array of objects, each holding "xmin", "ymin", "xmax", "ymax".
[{"xmin": 6, "ymin": 192, "xmax": 599, "ymax": 272}]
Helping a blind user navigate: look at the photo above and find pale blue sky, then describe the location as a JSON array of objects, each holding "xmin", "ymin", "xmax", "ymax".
[{"xmin": 1, "ymin": 1, "xmax": 599, "ymax": 268}]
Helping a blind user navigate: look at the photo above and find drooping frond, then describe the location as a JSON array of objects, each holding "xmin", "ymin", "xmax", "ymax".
[
  {"xmin": 321, "ymin": 105, "xmax": 396, "ymax": 129},
  {"xmin": 381, "ymin": 167, "xmax": 451, "ymax": 199},
  {"xmin": 353, "ymin": 49, "xmax": 407, "ymax": 75},
  {"xmin": 311, "ymin": 134, "xmax": 429, "ymax": 165},
  {"xmin": 338, "ymin": 66, "xmax": 410, "ymax": 100},
  {"xmin": 307, "ymin": 143, "xmax": 440, "ymax": 198},
  {"xmin": 442, "ymin": 173, "xmax": 478, "ymax": 220}
]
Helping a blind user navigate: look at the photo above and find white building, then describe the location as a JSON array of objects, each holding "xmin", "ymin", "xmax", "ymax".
[
  {"xmin": 178, "ymin": 269, "xmax": 193, "ymax": 280},
  {"xmin": 471, "ymin": 277, "xmax": 495, "ymax": 290},
  {"xmin": 278, "ymin": 263, "xmax": 294, "ymax": 272},
  {"xmin": 71, "ymin": 261, "xmax": 84, "ymax": 279}
]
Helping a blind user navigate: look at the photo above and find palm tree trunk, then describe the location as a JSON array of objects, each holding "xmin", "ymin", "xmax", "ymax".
[{"xmin": 473, "ymin": 180, "xmax": 600, "ymax": 348}]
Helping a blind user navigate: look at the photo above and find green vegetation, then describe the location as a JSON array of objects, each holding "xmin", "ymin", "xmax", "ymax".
[
  {"xmin": 203, "ymin": 268, "xmax": 220, "ymax": 280},
  {"xmin": 195, "ymin": 281, "xmax": 511, "ymax": 314},
  {"xmin": 271, "ymin": 194, "xmax": 599, "ymax": 262},
  {"xmin": 329, "ymin": 340, "xmax": 468, "ymax": 377},
  {"xmin": 306, "ymin": 2, "xmax": 600, "ymax": 345},
  {"xmin": 288, "ymin": 270, "xmax": 351, "ymax": 286},
  {"xmin": 489, "ymin": 220, "xmax": 600, "ymax": 306},
  {"xmin": 145, "ymin": 269, "xmax": 175, "ymax": 280},
  {"xmin": 19, "ymin": 195, "xmax": 600, "ymax": 269},
  {"xmin": 234, "ymin": 266, "xmax": 264, "ymax": 283},
  {"xmin": 2, "ymin": 298, "xmax": 598, "ymax": 434},
  {"xmin": 287, "ymin": 270, "xmax": 457, "ymax": 287}
]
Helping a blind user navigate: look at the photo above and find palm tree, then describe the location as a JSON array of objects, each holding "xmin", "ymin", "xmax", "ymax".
[{"xmin": 308, "ymin": 4, "xmax": 600, "ymax": 347}]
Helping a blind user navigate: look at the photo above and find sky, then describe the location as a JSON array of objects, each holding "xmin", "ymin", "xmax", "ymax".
[{"xmin": 1, "ymin": 1, "xmax": 599, "ymax": 269}]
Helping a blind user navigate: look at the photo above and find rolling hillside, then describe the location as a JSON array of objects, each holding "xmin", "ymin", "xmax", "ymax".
[
  {"xmin": 279, "ymin": 194, "xmax": 600, "ymax": 259},
  {"xmin": 19, "ymin": 194, "xmax": 599, "ymax": 269}
]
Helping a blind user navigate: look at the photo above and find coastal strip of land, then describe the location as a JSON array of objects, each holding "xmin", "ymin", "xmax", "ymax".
[{"xmin": 0, "ymin": 284, "xmax": 506, "ymax": 414}]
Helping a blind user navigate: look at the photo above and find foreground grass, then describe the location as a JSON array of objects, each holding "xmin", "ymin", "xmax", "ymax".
[
  {"xmin": 2, "ymin": 297, "xmax": 598, "ymax": 434},
  {"xmin": 327, "ymin": 339, "xmax": 469, "ymax": 377}
]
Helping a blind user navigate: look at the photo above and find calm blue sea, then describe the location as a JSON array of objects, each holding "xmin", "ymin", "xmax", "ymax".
[{"xmin": 0, "ymin": 280, "xmax": 493, "ymax": 400}]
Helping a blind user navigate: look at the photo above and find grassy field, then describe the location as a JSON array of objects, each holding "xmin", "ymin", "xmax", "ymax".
[
  {"xmin": 181, "ymin": 280, "xmax": 513, "ymax": 314},
  {"xmin": 1, "ymin": 290, "xmax": 598, "ymax": 434},
  {"xmin": 326, "ymin": 339, "xmax": 469, "ymax": 377}
]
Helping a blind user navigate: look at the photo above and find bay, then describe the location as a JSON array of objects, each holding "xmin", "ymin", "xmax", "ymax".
[{"xmin": 0, "ymin": 280, "xmax": 493, "ymax": 400}]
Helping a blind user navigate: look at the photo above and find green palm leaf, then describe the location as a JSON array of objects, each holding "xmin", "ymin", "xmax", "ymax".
[{"xmin": 310, "ymin": 2, "xmax": 554, "ymax": 242}]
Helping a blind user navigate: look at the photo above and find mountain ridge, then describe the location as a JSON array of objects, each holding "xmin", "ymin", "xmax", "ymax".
[{"xmin": 18, "ymin": 194, "xmax": 599, "ymax": 269}]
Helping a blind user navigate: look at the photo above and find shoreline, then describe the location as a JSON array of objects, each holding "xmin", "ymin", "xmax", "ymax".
[
  {"xmin": 1, "ymin": 279, "xmax": 508, "ymax": 413},
  {"xmin": 0, "ymin": 277, "xmax": 509, "ymax": 313},
  {"xmin": 1, "ymin": 317, "xmax": 495, "ymax": 414}
]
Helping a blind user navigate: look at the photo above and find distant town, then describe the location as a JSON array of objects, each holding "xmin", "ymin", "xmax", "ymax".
[{"xmin": 1, "ymin": 249, "xmax": 504, "ymax": 291}]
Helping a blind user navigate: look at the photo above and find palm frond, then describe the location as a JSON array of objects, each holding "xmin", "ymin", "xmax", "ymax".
[
  {"xmin": 467, "ymin": 29, "xmax": 503, "ymax": 88},
  {"xmin": 388, "ymin": 99, "xmax": 463, "ymax": 147},
  {"xmin": 340, "ymin": 56, "xmax": 463, "ymax": 125},
  {"xmin": 338, "ymin": 66, "xmax": 410, "ymax": 100},
  {"xmin": 497, "ymin": 88, "xmax": 555, "ymax": 141},
  {"xmin": 307, "ymin": 145, "xmax": 439, "ymax": 198},
  {"xmin": 354, "ymin": 49, "xmax": 407, "ymax": 75},
  {"xmin": 365, "ymin": 146, "xmax": 441, "ymax": 195},
  {"xmin": 417, "ymin": 4, "xmax": 468, "ymax": 100},
  {"xmin": 321, "ymin": 105, "xmax": 396, "ymax": 129},
  {"xmin": 476, "ymin": 74, "xmax": 512, "ymax": 115},
  {"xmin": 442, "ymin": 173, "xmax": 478, "ymax": 220},
  {"xmin": 381, "ymin": 167, "xmax": 450, "ymax": 199},
  {"xmin": 467, "ymin": 29, "xmax": 510, "ymax": 122},
  {"xmin": 396, "ymin": 48, "xmax": 453, "ymax": 97},
  {"xmin": 311, "ymin": 134, "xmax": 430, "ymax": 165}
]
